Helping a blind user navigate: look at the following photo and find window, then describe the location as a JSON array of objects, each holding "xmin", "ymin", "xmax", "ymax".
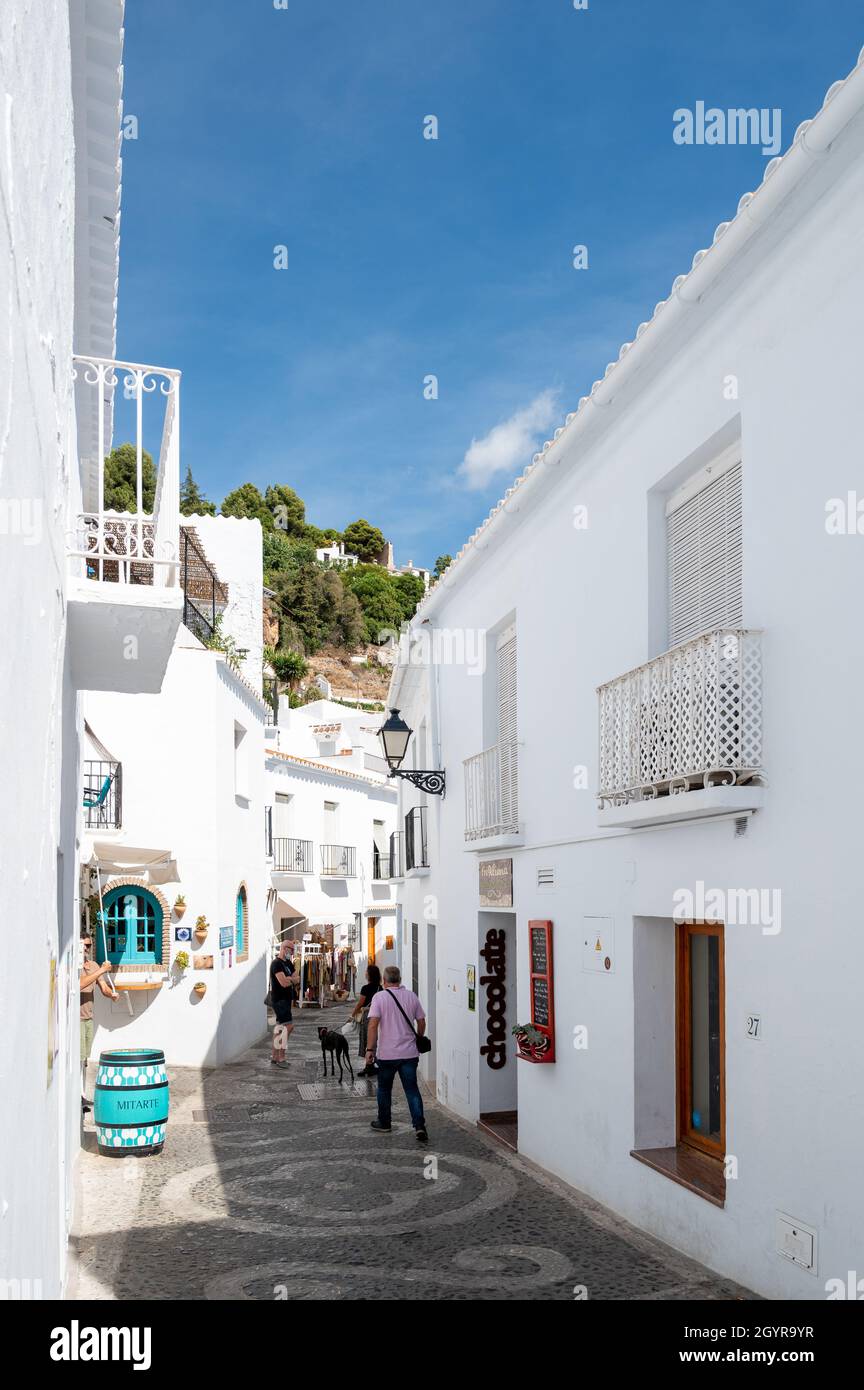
[
  {"xmin": 98, "ymin": 887, "xmax": 163, "ymax": 966},
  {"xmin": 497, "ymin": 624, "xmax": 518, "ymax": 828},
  {"xmin": 234, "ymin": 722, "xmax": 249, "ymax": 801},
  {"xmin": 666, "ymin": 453, "xmax": 742, "ymax": 647},
  {"xmin": 677, "ymin": 922, "xmax": 725, "ymax": 1158},
  {"xmin": 235, "ymin": 886, "xmax": 248, "ymax": 962}
]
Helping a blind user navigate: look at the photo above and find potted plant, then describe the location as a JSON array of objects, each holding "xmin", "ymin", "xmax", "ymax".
[
  {"xmin": 194, "ymin": 915, "xmax": 209, "ymax": 942},
  {"xmin": 193, "ymin": 981, "xmax": 207, "ymax": 997},
  {"xmin": 174, "ymin": 951, "xmax": 190, "ymax": 973},
  {"xmin": 174, "ymin": 895, "xmax": 187, "ymax": 920},
  {"xmin": 512, "ymin": 1022, "xmax": 550, "ymax": 1062}
]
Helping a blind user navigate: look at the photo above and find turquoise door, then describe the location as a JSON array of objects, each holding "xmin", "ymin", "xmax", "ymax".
[
  {"xmin": 235, "ymin": 888, "xmax": 246, "ymax": 955},
  {"xmin": 98, "ymin": 887, "xmax": 163, "ymax": 965}
]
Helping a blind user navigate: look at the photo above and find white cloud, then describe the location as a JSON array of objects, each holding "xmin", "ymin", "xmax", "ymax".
[{"xmin": 457, "ymin": 389, "xmax": 559, "ymax": 491}]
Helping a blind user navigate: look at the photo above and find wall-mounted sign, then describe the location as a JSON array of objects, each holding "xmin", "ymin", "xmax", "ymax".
[
  {"xmin": 219, "ymin": 926, "xmax": 234, "ymax": 950},
  {"xmin": 528, "ymin": 921, "xmax": 556, "ymax": 1062},
  {"xmin": 746, "ymin": 1012, "xmax": 764, "ymax": 1040},
  {"xmin": 193, "ymin": 954, "xmax": 214, "ymax": 971},
  {"xmin": 479, "ymin": 858, "xmax": 513, "ymax": 909},
  {"xmin": 175, "ymin": 926, "xmax": 192, "ymax": 943},
  {"xmin": 479, "ymin": 928, "xmax": 507, "ymax": 1069},
  {"xmin": 582, "ymin": 915, "xmax": 614, "ymax": 973},
  {"xmin": 467, "ymin": 964, "xmax": 476, "ymax": 1011}
]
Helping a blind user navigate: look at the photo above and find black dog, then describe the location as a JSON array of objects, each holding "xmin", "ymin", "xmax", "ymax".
[{"xmin": 318, "ymin": 1027, "xmax": 355, "ymax": 1082}]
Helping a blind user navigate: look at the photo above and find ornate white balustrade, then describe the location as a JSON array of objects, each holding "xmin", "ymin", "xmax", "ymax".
[
  {"xmin": 464, "ymin": 741, "xmax": 519, "ymax": 842},
  {"xmin": 66, "ymin": 356, "xmax": 184, "ymax": 694},
  {"xmin": 69, "ymin": 356, "xmax": 181, "ymax": 587},
  {"xmin": 597, "ymin": 628, "xmax": 763, "ymax": 811}
]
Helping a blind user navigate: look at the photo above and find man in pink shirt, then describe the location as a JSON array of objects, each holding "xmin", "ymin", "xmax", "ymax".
[{"xmin": 366, "ymin": 965, "xmax": 428, "ymax": 1141}]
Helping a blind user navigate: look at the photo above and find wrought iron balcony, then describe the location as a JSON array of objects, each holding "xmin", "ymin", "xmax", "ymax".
[
  {"xmin": 597, "ymin": 628, "xmax": 764, "ymax": 812},
  {"xmin": 464, "ymin": 741, "xmax": 519, "ymax": 842},
  {"xmin": 272, "ymin": 837, "xmax": 314, "ymax": 874},
  {"xmin": 82, "ymin": 759, "xmax": 122, "ymax": 830},
  {"xmin": 372, "ymin": 846, "xmax": 391, "ymax": 881},
  {"xmin": 320, "ymin": 844, "xmax": 356, "ymax": 878},
  {"xmin": 389, "ymin": 831, "xmax": 404, "ymax": 879},
  {"xmin": 405, "ymin": 805, "xmax": 429, "ymax": 870}
]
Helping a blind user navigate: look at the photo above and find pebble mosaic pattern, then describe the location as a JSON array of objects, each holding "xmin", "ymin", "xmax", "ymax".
[{"xmin": 71, "ymin": 1009, "xmax": 755, "ymax": 1301}]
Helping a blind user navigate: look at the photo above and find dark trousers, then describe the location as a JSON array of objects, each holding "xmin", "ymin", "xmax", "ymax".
[{"xmin": 376, "ymin": 1057, "xmax": 425, "ymax": 1129}]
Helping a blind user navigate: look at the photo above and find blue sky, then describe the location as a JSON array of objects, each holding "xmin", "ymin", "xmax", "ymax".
[{"xmin": 117, "ymin": 1, "xmax": 863, "ymax": 568}]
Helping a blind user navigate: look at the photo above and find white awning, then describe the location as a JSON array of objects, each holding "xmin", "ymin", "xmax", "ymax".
[{"xmin": 87, "ymin": 842, "xmax": 179, "ymax": 885}]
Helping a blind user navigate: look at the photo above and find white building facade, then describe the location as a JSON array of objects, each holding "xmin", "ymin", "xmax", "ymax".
[
  {"xmin": 1, "ymin": 0, "xmax": 185, "ymax": 1296},
  {"xmin": 265, "ymin": 700, "xmax": 399, "ymax": 984},
  {"xmin": 390, "ymin": 52, "xmax": 864, "ymax": 1301},
  {"xmin": 83, "ymin": 518, "xmax": 270, "ymax": 1068}
]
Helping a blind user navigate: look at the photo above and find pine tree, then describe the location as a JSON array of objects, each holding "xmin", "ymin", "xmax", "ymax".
[{"xmin": 179, "ymin": 466, "xmax": 216, "ymax": 517}]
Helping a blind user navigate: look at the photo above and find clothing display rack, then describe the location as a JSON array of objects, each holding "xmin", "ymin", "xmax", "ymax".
[
  {"xmin": 331, "ymin": 945, "xmax": 356, "ymax": 1000},
  {"xmin": 297, "ymin": 940, "xmax": 329, "ymax": 1009}
]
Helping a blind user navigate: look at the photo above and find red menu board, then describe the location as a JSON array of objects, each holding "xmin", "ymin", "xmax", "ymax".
[{"xmin": 528, "ymin": 920, "xmax": 555, "ymax": 1062}]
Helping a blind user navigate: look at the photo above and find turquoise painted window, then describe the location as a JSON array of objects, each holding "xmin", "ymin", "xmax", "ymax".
[
  {"xmin": 98, "ymin": 887, "xmax": 163, "ymax": 966},
  {"xmin": 236, "ymin": 887, "xmax": 247, "ymax": 956}
]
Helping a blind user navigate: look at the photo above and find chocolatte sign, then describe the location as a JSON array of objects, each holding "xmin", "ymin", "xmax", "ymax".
[
  {"xmin": 479, "ymin": 927, "xmax": 507, "ymax": 1069},
  {"xmin": 478, "ymin": 858, "xmax": 513, "ymax": 908}
]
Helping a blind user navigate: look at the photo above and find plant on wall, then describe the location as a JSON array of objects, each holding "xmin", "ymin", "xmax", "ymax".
[{"xmin": 174, "ymin": 951, "xmax": 190, "ymax": 972}]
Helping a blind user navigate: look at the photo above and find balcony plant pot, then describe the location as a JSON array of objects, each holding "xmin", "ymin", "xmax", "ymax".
[
  {"xmin": 513, "ymin": 1023, "xmax": 551, "ymax": 1064},
  {"xmin": 193, "ymin": 982, "xmax": 207, "ymax": 998},
  {"xmin": 174, "ymin": 896, "xmax": 187, "ymax": 920},
  {"xmin": 194, "ymin": 915, "xmax": 209, "ymax": 942}
]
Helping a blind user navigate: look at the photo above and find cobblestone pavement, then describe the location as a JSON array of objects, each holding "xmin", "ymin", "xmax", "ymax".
[{"xmin": 70, "ymin": 1007, "xmax": 754, "ymax": 1301}]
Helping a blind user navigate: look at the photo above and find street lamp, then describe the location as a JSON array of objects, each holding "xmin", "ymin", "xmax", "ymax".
[{"xmin": 378, "ymin": 708, "xmax": 446, "ymax": 796}]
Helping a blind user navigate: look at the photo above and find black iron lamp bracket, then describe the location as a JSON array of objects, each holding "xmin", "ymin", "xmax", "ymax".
[{"xmin": 390, "ymin": 769, "xmax": 446, "ymax": 797}]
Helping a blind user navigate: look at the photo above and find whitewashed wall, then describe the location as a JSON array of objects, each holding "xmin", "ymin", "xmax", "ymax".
[
  {"xmin": 190, "ymin": 515, "xmax": 264, "ymax": 693},
  {"xmin": 0, "ymin": 0, "xmax": 80, "ymax": 1300},
  {"xmin": 86, "ymin": 634, "xmax": 269, "ymax": 1067},
  {"xmin": 398, "ymin": 115, "xmax": 864, "ymax": 1299},
  {"xmin": 265, "ymin": 751, "xmax": 397, "ymax": 975}
]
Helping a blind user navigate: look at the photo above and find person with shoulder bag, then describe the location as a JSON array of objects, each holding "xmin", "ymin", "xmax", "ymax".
[{"xmin": 365, "ymin": 965, "xmax": 430, "ymax": 1142}]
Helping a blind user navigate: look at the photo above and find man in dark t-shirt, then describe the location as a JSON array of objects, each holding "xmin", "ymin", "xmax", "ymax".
[{"xmin": 270, "ymin": 942, "xmax": 299, "ymax": 1067}]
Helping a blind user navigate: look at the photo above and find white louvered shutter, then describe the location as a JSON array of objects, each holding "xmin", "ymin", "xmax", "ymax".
[
  {"xmin": 496, "ymin": 625, "xmax": 518, "ymax": 830},
  {"xmin": 667, "ymin": 458, "xmax": 742, "ymax": 647}
]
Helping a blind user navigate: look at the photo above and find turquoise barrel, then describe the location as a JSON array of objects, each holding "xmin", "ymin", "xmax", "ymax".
[{"xmin": 94, "ymin": 1048, "xmax": 169, "ymax": 1154}]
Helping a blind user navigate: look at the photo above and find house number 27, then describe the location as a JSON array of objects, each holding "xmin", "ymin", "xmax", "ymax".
[{"xmin": 746, "ymin": 1014, "xmax": 763, "ymax": 1040}]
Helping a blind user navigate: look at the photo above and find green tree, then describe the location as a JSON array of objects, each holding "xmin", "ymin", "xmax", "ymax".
[
  {"xmin": 221, "ymin": 482, "xmax": 273, "ymax": 528},
  {"xmin": 179, "ymin": 466, "xmax": 216, "ymax": 517},
  {"xmin": 262, "ymin": 528, "xmax": 296, "ymax": 578},
  {"xmin": 341, "ymin": 564, "xmax": 404, "ymax": 642},
  {"xmin": 342, "ymin": 518, "xmax": 386, "ymax": 563},
  {"xmin": 103, "ymin": 443, "xmax": 156, "ymax": 513},
  {"xmin": 433, "ymin": 553, "xmax": 452, "ymax": 581},
  {"xmin": 265, "ymin": 484, "xmax": 306, "ymax": 537},
  {"xmin": 266, "ymin": 648, "xmax": 309, "ymax": 688},
  {"xmin": 393, "ymin": 572, "xmax": 425, "ymax": 623}
]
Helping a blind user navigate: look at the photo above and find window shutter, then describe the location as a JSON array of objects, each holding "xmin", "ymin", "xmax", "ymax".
[
  {"xmin": 667, "ymin": 459, "xmax": 742, "ymax": 647},
  {"xmin": 496, "ymin": 626, "xmax": 518, "ymax": 828}
]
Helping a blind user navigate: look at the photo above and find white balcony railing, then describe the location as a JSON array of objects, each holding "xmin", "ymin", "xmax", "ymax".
[
  {"xmin": 69, "ymin": 356, "xmax": 181, "ymax": 587},
  {"xmin": 464, "ymin": 741, "xmax": 519, "ymax": 841},
  {"xmin": 597, "ymin": 628, "xmax": 763, "ymax": 808}
]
